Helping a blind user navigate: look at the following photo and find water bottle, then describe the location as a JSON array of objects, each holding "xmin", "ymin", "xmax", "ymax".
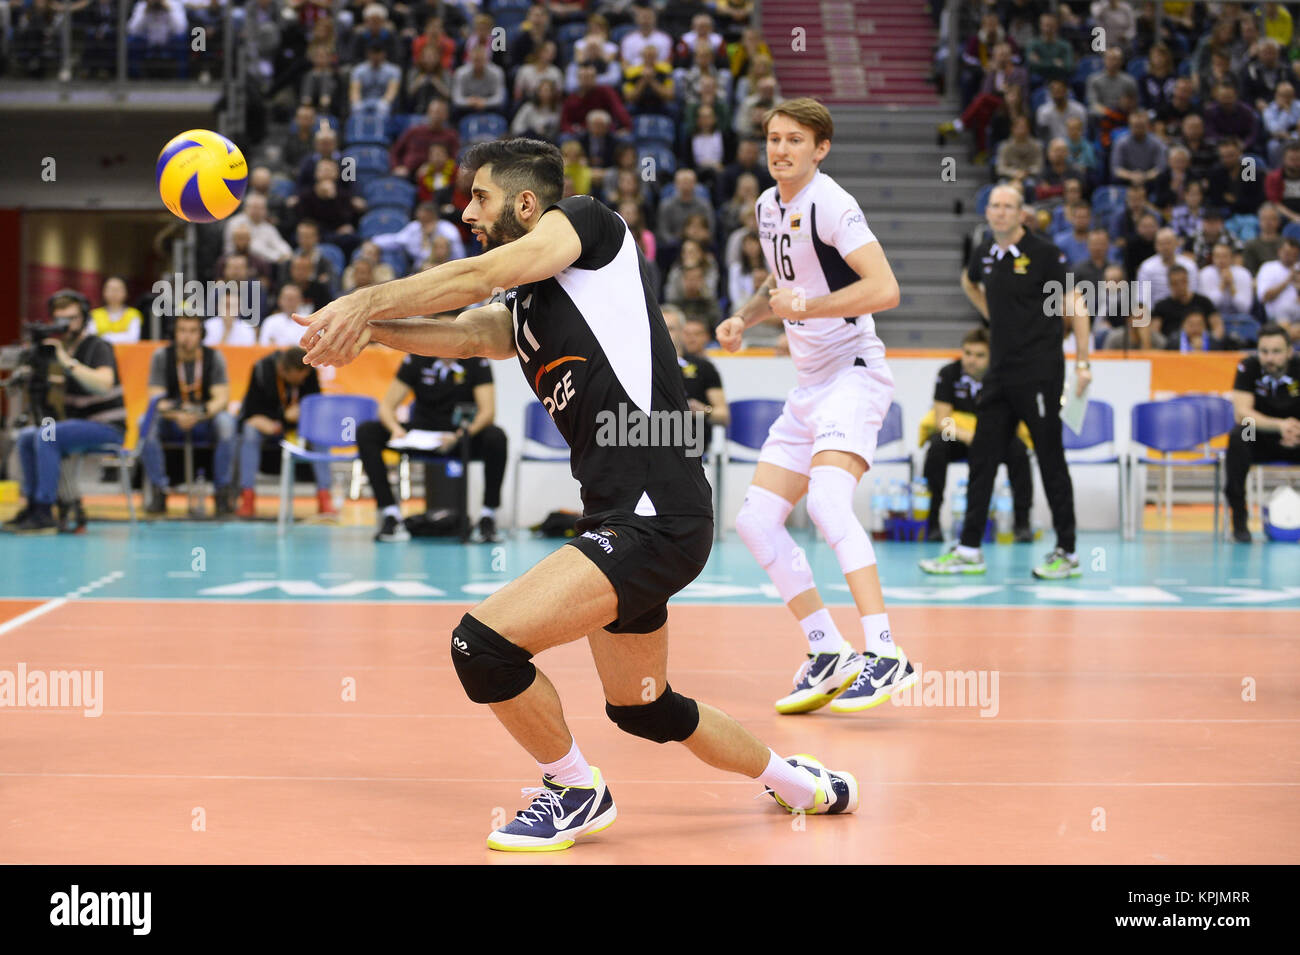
[
  {"xmin": 190, "ymin": 468, "xmax": 207, "ymax": 518},
  {"xmin": 994, "ymin": 480, "xmax": 1014, "ymax": 544},
  {"xmin": 870, "ymin": 480, "xmax": 888, "ymax": 533},
  {"xmin": 952, "ymin": 478, "xmax": 968, "ymax": 539},
  {"xmin": 892, "ymin": 480, "xmax": 909, "ymax": 521},
  {"xmin": 912, "ymin": 477, "xmax": 931, "ymax": 522}
]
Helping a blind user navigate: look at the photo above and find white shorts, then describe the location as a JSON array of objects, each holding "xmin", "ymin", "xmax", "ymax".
[{"xmin": 757, "ymin": 363, "xmax": 895, "ymax": 476}]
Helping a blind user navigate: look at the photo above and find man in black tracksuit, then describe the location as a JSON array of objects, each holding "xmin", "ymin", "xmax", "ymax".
[
  {"xmin": 921, "ymin": 184, "xmax": 1092, "ymax": 579},
  {"xmin": 1226, "ymin": 323, "xmax": 1300, "ymax": 542},
  {"xmin": 922, "ymin": 326, "xmax": 1033, "ymax": 542}
]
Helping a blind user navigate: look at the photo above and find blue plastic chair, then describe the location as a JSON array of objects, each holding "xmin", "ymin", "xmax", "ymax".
[
  {"xmin": 380, "ymin": 247, "xmax": 410, "ymax": 277},
  {"xmin": 633, "ymin": 113, "xmax": 676, "ymax": 146},
  {"xmin": 269, "ymin": 177, "xmax": 297, "ymax": 204},
  {"xmin": 278, "ymin": 394, "xmax": 379, "ymax": 534},
  {"xmin": 1223, "ymin": 314, "xmax": 1261, "ymax": 345},
  {"xmin": 975, "ymin": 183, "xmax": 995, "ymax": 216},
  {"xmin": 725, "ymin": 399, "xmax": 785, "ymax": 460},
  {"xmin": 1128, "ymin": 399, "xmax": 1223, "ymax": 538},
  {"xmin": 385, "ymin": 112, "xmax": 422, "ymax": 141},
  {"xmin": 345, "ymin": 111, "xmax": 390, "ymax": 146},
  {"xmin": 875, "ymin": 402, "xmax": 914, "ymax": 479},
  {"xmin": 458, "ymin": 111, "xmax": 508, "ymax": 144},
  {"xmin": 1282, "ymin": 222, "xmax": 1300, "ymax": 243},
  {"xmin": 556, "ymin": 21, "xmax": 588, "ymax": 61},
  {"xmin": 1091, "ymin": 185, "xmax": 1127, "ymax": 221},
  {"xmin": 359, "ymin": 207, "xmax": 411, "ymax": 239},
  {"xmin": 510, "ymin": 402, "xmax": 572, "ymax": 533},
  {"xmin": 1225, "ymin": 214, "xmax": 1259, "ymax": 242},
  {"xmin": 342, "ymin": 145, "xmax": 390, "ymax": 180},
  {"xmin": 316, "ymin": 242, "xmax": 346, "ymax": 277},
  {"xmin": 637, "ymin": 143, "xmax": 676, "ymax": 182},
  {"xmin": 1063, "ymin": 400, "xmax": 1126, "ymax": 531},
  {"xmin": 362, "ymin": 176, "xmax": 417, "ymax": 212}
]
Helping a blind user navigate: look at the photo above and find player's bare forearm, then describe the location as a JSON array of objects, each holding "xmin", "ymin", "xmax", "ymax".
[
  {"xmin": 362, "ymin": 256, "xmax": 502, "ymax": 322},
  {"xmin": 1069, "ymin": 291, "xmax": 1091, "ymax": 360},
  {"xmin": 802, "ymin": 272, "xmax": 900, "ymax": 319},
  {"xmin": 368, "ymin": 304, "xmax": 515, "ymax": 360},
  {"xmin": 736, "ymin": 273, "xmax": 777, "ymax": 328}
]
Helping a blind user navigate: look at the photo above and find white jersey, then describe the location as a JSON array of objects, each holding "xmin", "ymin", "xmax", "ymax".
[{"xmin": 756, "ymin": 170, "xmax": 885, "ymax": 385}]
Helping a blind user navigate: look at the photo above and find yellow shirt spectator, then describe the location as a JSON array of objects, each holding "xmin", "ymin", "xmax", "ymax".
[
  {"xmin": 90, "ymin": 305, "xmax": 144, "ymax": 344},
  {"xmin": 1262, "ymin": 4, "xmax": 1294, "ymax": 47}
]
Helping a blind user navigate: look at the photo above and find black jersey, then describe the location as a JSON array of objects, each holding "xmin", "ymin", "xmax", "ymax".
[
  {"xmin": 933, "ymin": 359, "xmax": 983, "ymax": 414},
  {"xmin": 504, "ymin": 195, "xmax": 713, "ymax": 518},
  {"xmin": 1233, "ymin": 354, "xmax": 1300, "ymax": 419},
  {"xmin": 966, "ymin": 229, "xmax": 1069, "ymax": 385}
]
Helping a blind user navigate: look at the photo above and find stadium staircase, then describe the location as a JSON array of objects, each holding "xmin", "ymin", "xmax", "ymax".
[{"xmin": 762, "ymin": 0, "xmax": 982, "ymax": 346}]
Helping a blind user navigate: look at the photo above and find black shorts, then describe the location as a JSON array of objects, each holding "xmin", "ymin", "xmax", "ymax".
[{"xmin": 565, "ymin": 510, "xmax": 713, "ymax": 634}]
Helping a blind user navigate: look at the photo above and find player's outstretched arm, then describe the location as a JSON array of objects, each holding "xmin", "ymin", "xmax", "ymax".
[
  {"xmin": 768, "ymin": 241, "xmax": 900, "ymax": 320},
  {"xmin": 367, "ymin": 303, "xmax": 517, "ymax": 360},
  {"xmin": 296, "ymin": 211, "xmax": 582, "ymax": 366}
]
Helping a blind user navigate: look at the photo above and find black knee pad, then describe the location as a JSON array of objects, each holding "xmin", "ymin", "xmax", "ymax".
[
  {"xmin": 450, "ymin": 613, "xmax": 536, "ymax": 704},
  {"xmin": 605, "ymin": 683, "xmax": 700, "ymax": 744}
]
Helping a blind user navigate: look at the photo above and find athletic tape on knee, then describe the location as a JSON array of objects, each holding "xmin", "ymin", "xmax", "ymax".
[
  {"xmin": 807, "ymin": 465, "xmax": 876, "ymax": 574},
  {"xmin": 450, "ymin": 613, "xmax": 536, "ymax": 704},
  {"xmin": 605, "ymin": 683, "xmax": 700, "ymax": 744},
  {"xmin": 735, "ymin": 486, "xmax": 814, "ymax": 603}
]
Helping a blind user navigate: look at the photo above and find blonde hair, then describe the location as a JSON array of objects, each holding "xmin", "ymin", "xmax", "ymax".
[{"xmin": 762, "ymin": 97, "xmax": 833, "ymax": 145}]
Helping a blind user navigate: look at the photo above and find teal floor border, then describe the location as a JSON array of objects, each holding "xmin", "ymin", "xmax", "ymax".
[{"xmin": 3, "ymin": 524, "xmax": 1298, "ymax": 608}]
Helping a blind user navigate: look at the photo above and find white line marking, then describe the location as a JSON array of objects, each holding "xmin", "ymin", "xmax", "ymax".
[
  {"xmin": 0, "ymin": 772, "xmax": 1293, "ymax": 786},
  {"xmin": 0, "ymin": 598, "xmax": 67, "ymax": 637}
]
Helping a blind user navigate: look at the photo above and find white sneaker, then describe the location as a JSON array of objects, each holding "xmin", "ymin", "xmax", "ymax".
[{"xmin": 774, "ymin": 645, "xmax": 867, "ymax": 715}]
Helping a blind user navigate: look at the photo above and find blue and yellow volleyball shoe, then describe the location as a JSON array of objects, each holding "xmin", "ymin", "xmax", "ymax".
[
  {"xmin": 762, "ymin": 755, "xmax": 859, "ymax": 815},
  {"xmin": 829, "ymin": 646, "xmax": 918, "ymax": 713},
  {"xmin": 486, "ymin": 767, "xmax": 617, "ymax": 852}
]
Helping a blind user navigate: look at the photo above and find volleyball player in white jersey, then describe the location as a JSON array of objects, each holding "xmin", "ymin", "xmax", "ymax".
[{"xmin": 717, "ymin": 98, "xmax": 919, "ymax": 714}]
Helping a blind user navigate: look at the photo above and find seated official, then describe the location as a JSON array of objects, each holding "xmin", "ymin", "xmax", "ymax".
[
  {"xmin": 920, "ymin": 327, "xmax": 1034, "ymax": 543},
  {"xmin": 235, "ymin": 347, "xmax": 335, "ymax": 519},
  {"xmin": 356, "ymin": 336, "xmax": 508, "ymax": 543},
  {"xmin": 3, "ymin": 290, "xmax": 127, "ymax": 535},
  {"xmin": 140, "ymin": 312, "xmax": 238, "ymax": 516},
  {"xmin": 1226, "ymin": 322, "xmax": 1300, "ymax": 542},
  {"xmin": 662, "ymin": 304, "xmax": 729, "ymax": 455}
]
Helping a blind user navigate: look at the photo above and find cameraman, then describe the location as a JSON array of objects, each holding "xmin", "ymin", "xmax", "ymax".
[
  {"xmin": 3, "ymin": 290, "xmax": 126, "ymax": 535},
  {"xmin": 140, "ymin": 311, "xmax": 238, "ymax": 517}
]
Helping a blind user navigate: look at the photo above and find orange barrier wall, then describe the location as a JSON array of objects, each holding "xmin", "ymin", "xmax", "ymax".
[{"xmin": 112, "ymin": 344, "xmax": 1250, "ymax": 447}]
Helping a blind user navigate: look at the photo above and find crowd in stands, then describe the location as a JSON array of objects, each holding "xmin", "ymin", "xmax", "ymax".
[
  {"xmin": 14, "ymin": 0, "xmax": 780, "ymax": 353},
  {"xmin": 942, "ymin": 0, "xmax": 1300, "ymax": 353}
]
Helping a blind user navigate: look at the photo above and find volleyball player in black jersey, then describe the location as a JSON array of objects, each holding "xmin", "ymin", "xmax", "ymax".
[{"xmin": 297, "ymin": 138, "xmax": 857, "ymax": 851}]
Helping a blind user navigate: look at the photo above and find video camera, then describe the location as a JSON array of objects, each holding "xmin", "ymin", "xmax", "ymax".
[{"xmin": 9, "ymin": 321, "xmax": 74, "ymax": 423}]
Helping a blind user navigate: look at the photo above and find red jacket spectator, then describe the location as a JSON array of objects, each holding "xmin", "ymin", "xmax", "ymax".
[
  {"xmin": 560, "ymin": 81, "xmax": 632, "ymax": 133},
  {"xmin": 390, "ymin": 119, "xmax": 460, "ymax": 181}
]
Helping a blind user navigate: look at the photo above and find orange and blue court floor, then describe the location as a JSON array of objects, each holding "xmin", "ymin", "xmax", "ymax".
[{"xmin": 2, "ymin": 515, "xmax": 1297, "ymax": 864}]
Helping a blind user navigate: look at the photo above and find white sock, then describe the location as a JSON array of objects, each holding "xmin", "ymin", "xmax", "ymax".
[
  {"xmin": 956, "ymin": 544, "xmax": 981, "ymax": 560},
  {"xmin": 382, "ymin": 505, "xmax": 401, "ymax": 519},
  {"xmin": 952, "ymin": 117, "xmax": 964, "ymax": 131},
  {"xmin": 760, "ymin": 750, "xmax": 817, "ymax": 811},
  {"xmin": 862, "ymin": 612, "xmax": 895, "ymax": 657},
  {"xmin": 538, "ymin": 739, "xmax": 594, "ymax": 787},
  {"xmin": 481, "ymin": 506, "xmax": 495, "ymax": 518},
  {"xmin": 800, "ymin": 608, "xmax": 846, "ymax": 655}
]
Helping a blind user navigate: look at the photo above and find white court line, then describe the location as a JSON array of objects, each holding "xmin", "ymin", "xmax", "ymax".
[
  {"xmin": 3, "ymin": 595, "xmax": 1299, "ymax": 615},
  {"xmin": 0, "ymin": 598, "xmax": 67, "ymax": 637},
  {"xmin": 0, "ymin": 571, "xmax": 124, "ymax": 639},
  {"xmin": 0, "ymin": 771, "xmax": 1294, "ymax": 786},
  {"xmin": 5, "ymin": 710, "xmax": 1298, "ymax": 723}
]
